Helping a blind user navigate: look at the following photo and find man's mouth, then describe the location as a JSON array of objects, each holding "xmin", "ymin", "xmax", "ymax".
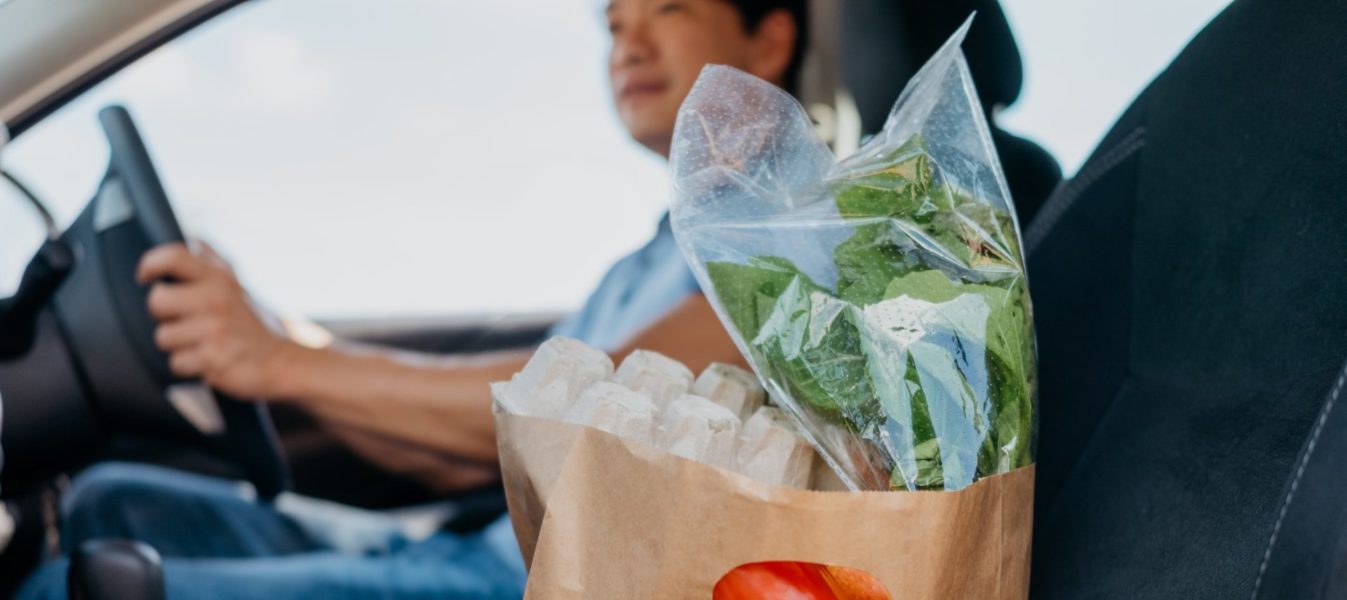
[{"xmin": 620, "ymin": 80, "xmax": 669, "ymax": 102}]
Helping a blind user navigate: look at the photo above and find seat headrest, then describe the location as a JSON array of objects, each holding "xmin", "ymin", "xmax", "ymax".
[
  {"xmin": 904, "ymin": 1, "xmax": 1023, "ymax": 108},
  {"xmin": 841, "ymin": 0, "xmax": 1025, "ymax": 134}
]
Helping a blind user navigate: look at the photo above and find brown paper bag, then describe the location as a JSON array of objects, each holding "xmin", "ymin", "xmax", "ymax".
[{"xmin": 496, "ymin": 412, "xmax": 1033, "ymax": 599}]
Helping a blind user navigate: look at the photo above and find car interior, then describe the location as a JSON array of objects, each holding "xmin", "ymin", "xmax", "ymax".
[
  {"xmin": 1, "ymin": 0, "xmax": 1345, "ymax": 598},
  {"xmin": 1027, "ymin": 0, "xmax": 1347, "ymax": 595}
]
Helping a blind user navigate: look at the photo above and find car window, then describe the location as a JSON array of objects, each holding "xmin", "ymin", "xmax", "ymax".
[
  {"xmin": 0, "ymin": 0, "xmax": 667, "ymax": 319},
  {"xmin": 998, "ymin": 0, "xmax": 1231, "ymax": 175},
  {"xmin": 0, "ymin": 179, "xmax": 49, "ymax": 296},
  {"xmin": 0, "ymin": 0, "xmax": 1234, "ymax": 312}
]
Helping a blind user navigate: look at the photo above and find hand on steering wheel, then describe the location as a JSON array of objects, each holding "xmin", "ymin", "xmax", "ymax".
[
  {"xmin": 97, "ymin": 105, "xmax": 290, "ymax": 499},
  {"xmin": 137, "ymin": 242, "xmax": 298, "ymax": 402}
]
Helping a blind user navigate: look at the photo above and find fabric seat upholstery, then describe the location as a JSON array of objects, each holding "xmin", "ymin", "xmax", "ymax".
[{"xmin": 1026, "ymin": 0, "xmax": 1347, "ymax": 597}]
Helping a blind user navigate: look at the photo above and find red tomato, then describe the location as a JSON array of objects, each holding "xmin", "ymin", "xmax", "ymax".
[
  {"xmin": 714, "ymin": 562, "xmax": 891, "ymax": 600},
  {"xmin": 820, "ymin": 565, "xmax": 892, "ymax": 599}
]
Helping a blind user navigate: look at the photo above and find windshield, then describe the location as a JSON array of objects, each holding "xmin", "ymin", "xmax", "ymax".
[
  {"xmin": 0, "ymin": 0, "xmax": 667, "ymax": 319},
  {"xmin": 0, "ymin": 0, "xmax": 1231, "ymax": 316}
]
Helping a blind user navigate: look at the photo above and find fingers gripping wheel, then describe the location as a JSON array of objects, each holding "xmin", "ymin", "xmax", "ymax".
[{"xmin": 92, "ymin": 106, "xmax": 289, "ymax": 498}]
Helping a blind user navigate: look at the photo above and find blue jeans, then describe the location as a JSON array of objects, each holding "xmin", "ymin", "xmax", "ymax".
[{"xmin": 17, "ymin": 463, "xmax": 526, "ymax": 599}]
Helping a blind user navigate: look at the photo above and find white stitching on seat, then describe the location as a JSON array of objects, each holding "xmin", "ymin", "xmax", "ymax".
[
  {"xmin": 1025, "ymin": 128, "xmax": 1147, "ymax": 258},
  {"xmin": 1251, "ymin": 361, "xmax": 1347, "ymax": 599}
]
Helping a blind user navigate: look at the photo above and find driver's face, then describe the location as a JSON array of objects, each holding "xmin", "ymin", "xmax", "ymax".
[{"xmin": 607, "ymin": 0, "xmax": 756, "ymax": 157}]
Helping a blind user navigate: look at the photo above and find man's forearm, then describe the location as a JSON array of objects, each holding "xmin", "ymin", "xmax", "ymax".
[
  {"xmin": 264, "ymin": 294, "xmax": 740, "ymax": 470},
  {"xmin": 322, "ymin": 420, "xmax": 502, "ymax": 493},
  {"xmin": 270, "ymin": 342, "xmax": 531, "ymax": 463}
]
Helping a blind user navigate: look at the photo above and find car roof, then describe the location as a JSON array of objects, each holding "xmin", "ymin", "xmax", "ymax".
[{"xmin": 0, "ymin": 0, "xmax": 239, "ymax": 136}]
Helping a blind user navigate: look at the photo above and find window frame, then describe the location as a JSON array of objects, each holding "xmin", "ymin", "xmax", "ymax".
[{"xmin": 3, "ymin": 0, "xmax": 245, "ymax": 139}]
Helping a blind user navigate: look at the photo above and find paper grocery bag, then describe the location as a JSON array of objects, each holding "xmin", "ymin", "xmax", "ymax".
[
  {"xmin": 496, "ymin": 413, "xmax": 1034, "ymax": 599},
  {"xmin": 495, "ymin": 411, "xmax": 586, "ymax": 568}
]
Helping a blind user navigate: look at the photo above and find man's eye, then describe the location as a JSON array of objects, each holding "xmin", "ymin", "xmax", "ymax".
[
  {"xmin": 608, "ymin": 20, "xmax": 624, "ymax": 34},
  {"xmin": 656, "ymin": 1, "xmax": 686, "ymax": 15}
]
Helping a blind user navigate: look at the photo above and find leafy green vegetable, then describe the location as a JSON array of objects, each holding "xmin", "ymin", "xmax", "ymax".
[
  {"xmin": 705, "ymin": 259, "xmax": 801, "ymax": 341},
  {"xmin": 704, "ymin": 139, "xmax": 1035, "ymax": 491}
]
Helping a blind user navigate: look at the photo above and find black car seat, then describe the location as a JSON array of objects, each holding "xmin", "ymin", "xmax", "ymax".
[
  {"xmin": 839, "ymin": 0, "xmax": 1062, "ymax": 224},
  {"xmin": 1025, "ymin": 0, "xmax": 1347, "ymax": 597}
]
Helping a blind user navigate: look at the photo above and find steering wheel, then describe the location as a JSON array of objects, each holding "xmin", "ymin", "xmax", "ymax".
[
  {"xmin": 0, "ymin": 106, "xmax": 290, "ymax": 499},
  {"xmin": 97, "ymin": 106, "xmax": 290, "ymax": 498}
]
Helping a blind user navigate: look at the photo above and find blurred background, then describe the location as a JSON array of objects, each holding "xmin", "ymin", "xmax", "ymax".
[{"xmin": 0, "ymin": 0, "xmax": 1230, "ymax": 322}]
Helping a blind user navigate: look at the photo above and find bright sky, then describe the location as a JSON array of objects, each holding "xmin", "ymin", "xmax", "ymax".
[
  {"xmin": 0, "ymin": 0, "xmax": 1230, "ymax": 320},
  {"xmin": 997, "ymin": 0, "xmax": 1230, "ymax": 174}
]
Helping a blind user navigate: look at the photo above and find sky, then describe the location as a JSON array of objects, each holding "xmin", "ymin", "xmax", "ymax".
[
  {"xmin": 996, "ymin": 0, "xmax": 1231, "ymax": 172},
  {"xmin": 0, "ymin": 0, "xmax": 1230, "ymax": 320}
]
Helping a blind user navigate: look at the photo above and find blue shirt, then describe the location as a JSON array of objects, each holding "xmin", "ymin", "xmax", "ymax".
[{"xmin": 547, "ymin": 213, "xmax": 700, "ymax": 351}]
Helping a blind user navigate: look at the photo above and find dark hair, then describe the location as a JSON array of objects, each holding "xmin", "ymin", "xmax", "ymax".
[{"xmin": 724, "ymin": 0, "xmax": 808, "ymax": 94}]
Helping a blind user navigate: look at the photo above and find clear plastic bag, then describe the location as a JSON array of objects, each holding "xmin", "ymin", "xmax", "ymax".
[{"xmin": 670, "ymin": 19, "xmax": 1036, "ymax": 492}]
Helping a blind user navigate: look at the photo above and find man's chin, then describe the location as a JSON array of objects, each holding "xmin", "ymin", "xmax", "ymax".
[
  {"xmin": 629, "ymin": 129, "xmax": 674, "ymax": 157},
  {"xmin": 619, "ymin": 118, "xmax": 675, "ymax": 157}
]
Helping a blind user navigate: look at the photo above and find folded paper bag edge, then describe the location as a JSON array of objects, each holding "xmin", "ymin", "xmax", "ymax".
[
  {"xmin": 495, "ymin": 413, "xmax": 590, "ymax": 568},
  {"xmin": 499, "ymin": 413, "xmax": 1034, "ymax": 599}
]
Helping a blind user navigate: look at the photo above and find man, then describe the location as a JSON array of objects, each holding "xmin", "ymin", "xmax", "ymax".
[{"xmin": 18, "ymin": 0, "xmax": 806, "ymax": 597}]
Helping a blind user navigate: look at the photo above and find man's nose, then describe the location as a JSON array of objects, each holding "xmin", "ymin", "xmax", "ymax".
[{"xmin": 611, "ymin": 21, "xmax": 654, "ymax": 68}]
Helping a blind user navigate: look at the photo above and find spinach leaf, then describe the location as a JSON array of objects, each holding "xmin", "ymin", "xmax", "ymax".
[{"xmin": 703, "ymin": 144, "xmax": 1035, "ymax": 490}]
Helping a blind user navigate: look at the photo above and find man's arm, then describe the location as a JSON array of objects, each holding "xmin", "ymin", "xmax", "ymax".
[
  {"xmin": 272, "ymin": 291, "xmax": 743, "ymax": 470},
  {"xmin": 611, "ymin": 290, "xmax": 748, "ymax": 374},
  {"xmin": 137, "ymin": 243, "xmax": 743, "ymax": 484},
  {"xmin": 321, "ymin": 421, "xmax": 502, "ymax": 493},
  {"xmin": 271, "ymin": 342, "xmax": 526, "ymax": 463}
]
